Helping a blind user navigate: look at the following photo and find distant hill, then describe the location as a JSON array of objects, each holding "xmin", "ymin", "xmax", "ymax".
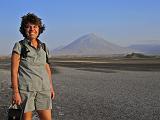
[
  {"xmin": 125, "ymin": 53, "xmax": 153, "ymax": 58},
  {"xmin": 53, "ymin": 33, "xmax": 133, "ymax": 56},
  {"xmin": 128, "ymin": 44, "xmax": 160, "ymax": 55}
]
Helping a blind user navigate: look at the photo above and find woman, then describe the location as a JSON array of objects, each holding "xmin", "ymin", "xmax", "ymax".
[{"xmin": 11, "ymin": 13, "xmax": 55, "ymax": 120}]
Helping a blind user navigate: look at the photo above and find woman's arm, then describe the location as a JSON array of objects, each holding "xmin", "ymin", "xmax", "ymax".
[
  {"xmin": 45, "ymin": 63, "xmax": 55, "ymax": 99},
  {"xmin": 11, "ymin": 52, "xmax": 21, "ymax": 105}
]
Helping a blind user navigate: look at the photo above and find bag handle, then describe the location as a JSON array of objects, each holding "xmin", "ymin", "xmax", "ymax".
[{"xmin": 9, "ymin": 103, "xmax": 23, "ymax": 109}]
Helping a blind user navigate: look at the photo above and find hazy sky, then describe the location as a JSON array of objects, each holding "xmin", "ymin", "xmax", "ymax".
[{"xmin": 0, "ymin": 0, "xmax": 160, "ymax": 55}]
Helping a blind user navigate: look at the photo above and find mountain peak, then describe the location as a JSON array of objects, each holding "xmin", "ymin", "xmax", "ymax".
[
  {"xmin": 73, "ymin": 33, "xmax": 109, "ymax": 45},
  {"xmin": 83, "ymin": 32, "xmax": 97, "ymax": 37},
  {"xmin": 78, "ymin": 33, "xmax": 101, "ymax": 39}
]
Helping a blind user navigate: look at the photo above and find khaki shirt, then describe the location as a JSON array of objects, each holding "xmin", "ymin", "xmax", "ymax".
[{"xmin": 12, "ymin": 38, "xmax": 50, "ymax": 91}]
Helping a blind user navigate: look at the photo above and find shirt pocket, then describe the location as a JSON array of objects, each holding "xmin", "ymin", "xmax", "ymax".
[{"xmin": 25, "ymin": 50, "xmax": 37, "ymax": 63}]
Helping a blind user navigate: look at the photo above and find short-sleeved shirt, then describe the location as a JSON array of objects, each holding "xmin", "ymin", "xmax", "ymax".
[{"xmin": 12, "ymin": 38, "xmax": 50, "ymax": 91}]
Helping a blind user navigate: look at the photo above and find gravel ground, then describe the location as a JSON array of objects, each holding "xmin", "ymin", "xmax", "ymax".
[
  {"xmin": 1, "ymin": 65, "xmax": 160, "ymax": 120},
  {"xmin": 52, "ymin": 67, "xmax": 160, "ymax": 120}
]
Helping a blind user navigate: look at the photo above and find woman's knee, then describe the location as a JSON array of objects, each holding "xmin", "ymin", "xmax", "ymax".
[
  {"xmin": 37, "ymin": 109, "xmax": 52, "ymax": 120},
  {"xmin": 23, "ymin": 112, "xmax": 32, "ymax": 120}
]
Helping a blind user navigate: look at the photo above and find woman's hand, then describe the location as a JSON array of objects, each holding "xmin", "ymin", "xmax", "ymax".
[
  {"xmin": 51, "ymin": 88, "xmax": 55, "ymax": 100},
  {"xmin": 12, "ymin": 92, "xmax": 22, "ymax": 105}
]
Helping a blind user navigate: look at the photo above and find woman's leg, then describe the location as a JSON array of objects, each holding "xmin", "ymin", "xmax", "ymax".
[
  {"xmin": 23, "ymin": 112, "xmax": 32, "ymax": 120},
  {"xmin": 37, "ymin": 109, "xmax": 52, "ymax": 120}
]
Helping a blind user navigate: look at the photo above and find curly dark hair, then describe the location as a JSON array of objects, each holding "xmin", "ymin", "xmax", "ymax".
[{"xmin": 19, "ymin": 13, "xmax": 45, "ymax": 38}]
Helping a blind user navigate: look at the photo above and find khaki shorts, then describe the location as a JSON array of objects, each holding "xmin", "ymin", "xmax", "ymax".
[{"xmin": 20, "ymin": 90, "xmax": 52, "ymax": 113}]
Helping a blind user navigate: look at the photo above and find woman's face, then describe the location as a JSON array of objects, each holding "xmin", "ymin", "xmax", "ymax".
[{"xmin": 25, "ymin": 22, "xmax": 39, "ymax": 40}]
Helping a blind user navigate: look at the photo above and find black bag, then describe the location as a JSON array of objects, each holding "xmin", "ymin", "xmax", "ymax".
[{"xmin": 8, "ymin": 104, "xmax": 24, "ymax": 120}]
